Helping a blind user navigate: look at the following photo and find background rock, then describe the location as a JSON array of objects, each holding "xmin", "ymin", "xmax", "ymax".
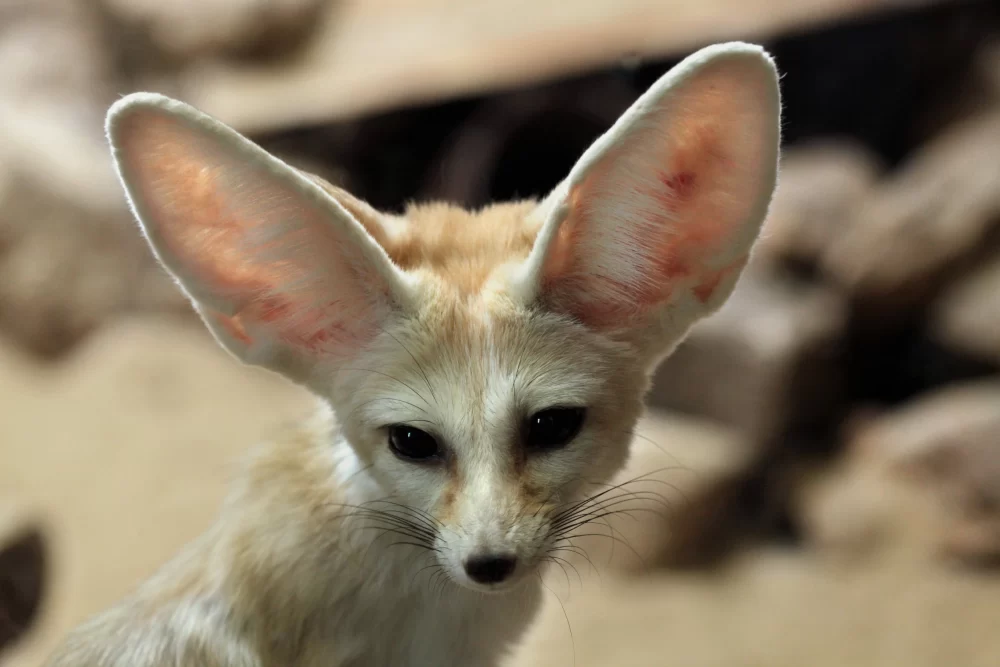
[
  {"xmin": 648, "ymin": 264, "xmax": 846, "ymax": 450},
  {"xmin": 823, "ymin": 112, "xmax": 1000, "ymax": 318},
  {"xmin": 758, "ymin": 141, "xmax": 882, "ymax": 269},
  {"xmin": 0, "ymin": 502, "xmax": 46, "ymax": 659},
  {"xmin": 99, "ymin": 0, "xmax": 326, "ymax": 60},
  {"xmin": 930, "ymin": 250, "xmax": 1000, "ymax": 365},
  {"xmin": 839, "ymin": 382, "xmax": 1000, "ymax": 565},
  {"xmin": 0, "ymin": 0, "xmax": 114, "ymax": 111}
]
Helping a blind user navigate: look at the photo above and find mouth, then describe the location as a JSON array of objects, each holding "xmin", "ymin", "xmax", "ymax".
[{"xmin": 453, "ymin": 573, "xmax": 527, "ymax": 594}]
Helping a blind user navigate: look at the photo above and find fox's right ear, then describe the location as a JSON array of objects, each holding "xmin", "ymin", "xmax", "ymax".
[{"xmin": 106, "ymin": 93, "xmax": 414, "ymax": 385}]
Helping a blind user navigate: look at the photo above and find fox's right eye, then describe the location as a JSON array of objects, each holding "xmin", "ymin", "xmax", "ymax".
[{"xmin": 388, "ymin": 425, "xmax": 442, "ymax": 462}]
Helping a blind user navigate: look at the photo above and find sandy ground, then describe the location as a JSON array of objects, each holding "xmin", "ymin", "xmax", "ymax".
[{"xmin": 3, "ymin": 316, "xmax": 999, "ymax": 667}]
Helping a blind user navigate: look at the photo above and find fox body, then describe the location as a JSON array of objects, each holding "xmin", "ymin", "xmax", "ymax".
[{"xmin": 45, "ymin": 43, "xmax": 781, "ymax": 667}]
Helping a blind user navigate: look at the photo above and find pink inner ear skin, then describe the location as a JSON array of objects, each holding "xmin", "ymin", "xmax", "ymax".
[
  {"xmin": 124, "ymin": 117, "xmax": 273, "ymax": 294},
  {"xmin": 548, "ymin": 119, "xmax": 759, "ymax": 328},
  {"xmin": 644, "ymin": 121, "xmax": 751, "ymax": 302},
  {"xmin": 656, "ymin": 171, "xmax": 697, "ymax": 210},
  {"xmin": 215, "ymin": 296, "xmax": 362, "ymax": 354},
  {"xmin": 253, "ymin": 296, "xmax": 371, "ymax": 353},
  {"xmin": 143, "ymin": 157, "xmax": 350, "ymax": 353},
  {"xmin": 119, "ymin": 112, "xmax": 386, "ymax": 359},
  {"xmin": 540, "ymin": 56, "xmax": 774, "ymax": 332}
]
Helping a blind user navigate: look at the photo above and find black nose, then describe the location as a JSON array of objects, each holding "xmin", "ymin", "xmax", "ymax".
[{"xmin": 464, "ymin": 554, "xmax": 517, "ymax": 584}]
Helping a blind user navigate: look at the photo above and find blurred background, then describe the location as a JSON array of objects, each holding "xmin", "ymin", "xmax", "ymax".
[{"xmin": 3, "ymin": 0, "xmax": 1000, "ymax": 665}]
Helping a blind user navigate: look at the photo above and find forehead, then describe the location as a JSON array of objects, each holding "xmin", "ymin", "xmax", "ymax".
[
  {"xmin": 381, "ymin": 200, "xmax": 543, "ymax": 295},
  {"xmin": 349, "ymin": 299, "xmax": 618, "ymax": 428}
]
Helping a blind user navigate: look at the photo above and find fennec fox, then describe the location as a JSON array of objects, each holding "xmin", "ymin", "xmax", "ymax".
[{"xmin": 46, "ymin": 42, "xmax": 780, "ymax": 666}]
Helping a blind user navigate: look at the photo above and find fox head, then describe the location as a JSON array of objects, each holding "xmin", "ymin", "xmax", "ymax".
[{"xmin": 105, "ymin": 43, "xmax": 780, "ymax": 593}]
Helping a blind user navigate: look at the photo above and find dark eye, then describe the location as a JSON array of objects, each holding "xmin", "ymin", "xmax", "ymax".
[
  {"xmin": 388, "ymin": 425, "xmax": 441, "ymax": 462},
  {"xmin": 525, "ymin": 407, "xmax": 586, "ymax": 451}
]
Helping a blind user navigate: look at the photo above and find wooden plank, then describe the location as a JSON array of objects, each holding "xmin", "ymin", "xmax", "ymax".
[{"xmin": 181, "ymin": 0, "xmax": 946, "ymax": 132}]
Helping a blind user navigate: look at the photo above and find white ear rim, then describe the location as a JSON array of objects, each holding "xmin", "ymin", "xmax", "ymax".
[
  {"xmin": 510, "ymin": 41, "xmax": 782, "ymax": 305},
  {"xmin": 105, "ymin": 92, "xmax": 419, "ymax": 317}
]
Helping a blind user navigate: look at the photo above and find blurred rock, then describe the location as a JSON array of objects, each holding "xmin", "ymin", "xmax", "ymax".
[
  {"xmin": 912, "ymin": 38, "xmax": 1000, "ymax": 143},
  {"xmin": 651, "ymin": 452, "xmax": 801, "ymax": 569},
  {"xmin": 823, "ymin": 112, "xmax": 1000, "ymax": 316},
  {"xmin": 0, "ymin": 0, "xmax": 188, "ymax": 357},
  {"xmin": 795, "ymin": 434, "xmax": 946, "ymax": 565},
  {"xmin": 826, "ymin": 382, "xmax": 1000, "ymax": 566},
  {"xmin": 0, "ymin": 0, "xmax": 113, "ymax": 111},
  {"xmin": 930, "ymin": 250, "xmax": 1000, "ymax": 365},
  {"xmin": 858, "ymin": 382, "xmax": 1000, "ymax": 475},
  {"xmin": 101, "ymin": 0, "xmax": 325, "ymax": 60},
  {"xmin": 0, "ymin": 502, "xmax": 46, "ymax": 657},
  {"xmin": 0, "ymin": 107, "xmax": 188, "ymax": 357},
  {"xmin": 758, "ymin": 141, "xmax": 882, "ymax": 268},
  {"xmin": 647, "ymin": 266, "xmax": 846, "ymax": 448}
]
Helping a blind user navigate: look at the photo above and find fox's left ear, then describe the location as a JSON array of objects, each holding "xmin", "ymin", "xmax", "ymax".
[{"xmin": 519, "ymin": 42, "xmax": 781, "ymax": 356}]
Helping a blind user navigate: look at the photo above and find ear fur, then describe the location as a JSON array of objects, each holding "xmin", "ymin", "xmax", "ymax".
[
  {"xmin": 105, "ymin": 93, "xmax": 413, "ymax": 384},
  {"xmin": 518, "ymin": 42, "xmax": 781, "ymax": 356}
]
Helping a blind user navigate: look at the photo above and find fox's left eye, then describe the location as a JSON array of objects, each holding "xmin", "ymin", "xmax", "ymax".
[{"xmin": 524, "ymin": 407, "xmax": 586, "ymax": 451}]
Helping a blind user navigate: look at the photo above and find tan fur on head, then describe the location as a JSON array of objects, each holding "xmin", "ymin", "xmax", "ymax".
[
  {"xmin": 46, "ymin": 42, "xmax": 781, "ymax": 667},
  {"xmin": 383, "ymin": 201, "xmax": 542, "ymax": 292}
]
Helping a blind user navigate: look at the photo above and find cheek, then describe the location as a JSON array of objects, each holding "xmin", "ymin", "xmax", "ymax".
[
  {"xmin": 587, "ymin": 427, "xmax": 633, "ymax": 486},
  {"xmin": 593, "ymin": 382, "xmax": 646, "ymax": 449},
  {"xmin": 557, "ymin": 418, "xmax": 636, "ymax": 493},
  {"xmin": 374, "ymin": 451, "xmax": 446, "ymax": 505},
  {"xmin": 524, "ymin": 446, "xmax": 595, "ymax": 504}
]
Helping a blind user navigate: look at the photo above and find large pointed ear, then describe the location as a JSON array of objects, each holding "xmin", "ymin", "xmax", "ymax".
[
  {"xmin": 519, "ymin": 42, "xmax": 781, "ymax": 355},
  {"xmin": 105, "ymin": 93, "xmax": 412, "ymax": 384}
]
